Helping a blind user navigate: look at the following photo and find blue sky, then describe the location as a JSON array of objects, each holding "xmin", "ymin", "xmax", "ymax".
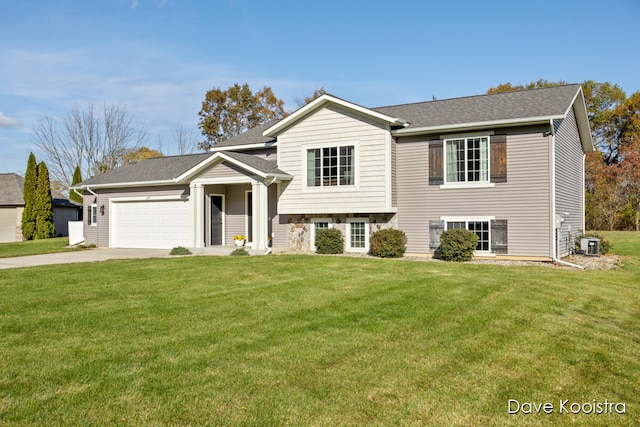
[{"xmin": 1, "ymin": 0, "xmax": 638, "ymax": 176}]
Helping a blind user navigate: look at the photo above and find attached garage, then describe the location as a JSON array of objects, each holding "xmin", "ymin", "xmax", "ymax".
[{"xmin": 110, "ymin": 199, "xmax": 191, "ymax": 249}]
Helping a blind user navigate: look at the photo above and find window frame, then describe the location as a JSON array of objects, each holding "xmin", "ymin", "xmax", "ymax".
[
  {"xmin": 441, "ymin": 133, "xmax": 493, "ymax": 188},
  {"xmin": 310, "ymin": 218, "xmax": 333, "ymax": 251},
  {"xmin": 304, "ymin": 142, "xmax": 357, "ymax": 189},
  {"xmin": 89, "ymin": 203, "xmax": 98, "ymax": 226},
  {"xmin": 442, "ymin": 216, "xmax": 494, "ymax": 255},
  {"xmin": 346, "ymin": 218, "xmax": 369, "ymax": 252}
]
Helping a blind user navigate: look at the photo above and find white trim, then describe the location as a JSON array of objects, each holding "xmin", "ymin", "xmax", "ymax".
[
  {"xmin": 393, "ymin": 115, "xmax": 564, "ymax": 137},
  {"xmin": 89, "ymin": 203, "xmax": 97, "ymax": 227},
  {"xmin": 209, "ymin": 193, "xmax": 225, "ymax": 246},
  {"xmin": 346, "ymin": 218, "xmax": 370, "ymax": 252},
  {"xmin": 439, "ymin": 183, "xmax": 495, "ymax": 190},
  {"xmin": 192, "ymin": 176, "xmax": 257, "ymax": 185},
  {"xmin": 549, "ymin": 122, "xmax": 557, "ymax": 259},
  {"xmin": 279, "ymin": 207, "xmax": 397, "ymax": 215},
  {"xmin": 310, "ymin": 218, "xmax": 333, "ymax": 251},
  {"xmin": 109, "ymin": 195, "xmax": 187, "ymax": 203},
  {"xmin": 443, "ymin": 134, "xmax": 491, "ymax": 185},
  {"xmin": 263, "ymin": 94, "xmax": 406, "ymax": 137}
]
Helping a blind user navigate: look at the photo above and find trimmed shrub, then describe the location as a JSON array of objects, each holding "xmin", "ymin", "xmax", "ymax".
[
  {"xmin": 370, "ymin": 228, "xmax": 407, "ymax": 258},
  {"xmin": 231, "ymin": 248, "xmax": 250, "ymax": 256},
  {"xmin": 315, "ymin": 227, "xmax": 344, "ymax": 254},
  {"xmin": 170, "ymin": 246, "xmax": 192, "ymax": 256},
  {"xmin": 439, "ymin": 228, "xmax": 479, "ymax": 262},
  {"xmin": 576, "ymin": 232, "xmax": 612, "ymax": 255}
]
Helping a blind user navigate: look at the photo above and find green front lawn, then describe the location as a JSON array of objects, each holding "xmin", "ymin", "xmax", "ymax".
[
  {"xmin": 0, "ymin": 235, "xmax": 639, "ymax": 425},
  {"xmin": 0, "ymin": 237, "xmax": 83, "ymax": 258}
]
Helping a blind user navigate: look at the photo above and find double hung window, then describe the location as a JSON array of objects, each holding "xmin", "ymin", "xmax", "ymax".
[
  {"xmin": 445, "ymin": 137, "xmax": 489, "ymax": 183},
  {"xmin": 346, "ymin": 218, "xmax": 369, "ymax": 252},
  {"xmin": 307, "ymin": 146, "xmax": 354, "ymax": 187}
]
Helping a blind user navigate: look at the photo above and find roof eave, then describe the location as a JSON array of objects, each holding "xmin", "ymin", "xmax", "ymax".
[
  {"xmin": 263, "ymin": 94, "xmax": 406, "ymax": 137},
  {"xmin": 392, "ymin": 115, "xmax": 566, "ymax": 137},
  {"xmin": 210, "ymin": 141, "xmax": 276, "ymax": 152},
  {"xmin": 72, "ymin": 179, "xmax": 177, "ymax": 190},
  {"xmin": 566, "ymin": 86, "xmax": 594, "ymax": 152}
]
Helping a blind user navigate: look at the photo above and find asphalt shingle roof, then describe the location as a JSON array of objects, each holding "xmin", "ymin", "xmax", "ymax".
[
  {"xmin": 78, "ymin": 152, "xmax": 214, "ymax": 186},
  {"xmin": 222, "ymin": 151, "xmax": 290, "ymax": 176},
  {"xmin": 373, "ymin": 84, "xmax": 581, "ymax": 129},
  {"xmin": 213, "ymin": 119, "xmax": 280, "ymax": 148},
  {"xmin": 0, "ymin": 173, "xmax": 25, "ymax": 205}
]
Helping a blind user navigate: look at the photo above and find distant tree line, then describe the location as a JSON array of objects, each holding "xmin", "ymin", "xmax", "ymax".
[{"xmin": 488, "ymin": 80, "xmax": 640, "ymax": 231}]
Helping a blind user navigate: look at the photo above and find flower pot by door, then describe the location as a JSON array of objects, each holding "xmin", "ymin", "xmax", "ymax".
[{"xmin": 235, "ymin": 239, "xmax": 245, "ymax": 247}]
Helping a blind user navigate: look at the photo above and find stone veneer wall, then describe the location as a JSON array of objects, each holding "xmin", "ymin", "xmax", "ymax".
[{"xmin": 287, "ymin": 213, "xmax": 398, "ymax": 251}]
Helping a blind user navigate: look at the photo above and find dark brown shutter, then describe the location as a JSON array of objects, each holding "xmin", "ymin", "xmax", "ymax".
[
  {"xmin": 491, "ymin": 219, "xmax": 508, "ymax": 254},
  {"xmin": 490, "ymin": 134, "xmax": 507, "ymax": 183},
  {"xmin": 429, "ymin": 220, "xmax": 445, "ymax": 251},
  {"xmin": 429, "ymin": 140, "xmax": 444, "ymax": 185}
]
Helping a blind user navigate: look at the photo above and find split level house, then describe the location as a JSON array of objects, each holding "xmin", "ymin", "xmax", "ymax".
[{"xmin": 73, "ymin": 84, "xmax": 593, "ymax": 260}]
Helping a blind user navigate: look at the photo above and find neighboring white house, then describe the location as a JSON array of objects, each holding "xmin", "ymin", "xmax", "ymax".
[{"xmin": 73, "ymin": 85, "xmax": 593, "ymax": 260}]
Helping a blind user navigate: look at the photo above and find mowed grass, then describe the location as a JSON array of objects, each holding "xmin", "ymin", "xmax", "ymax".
[
  {"xmin": 0, "ymin": 236, "xmax": 639, "ymax": 425},
  {"xmin": 0, "ymin": 237, "xmax": 81, "ymax": 258}
]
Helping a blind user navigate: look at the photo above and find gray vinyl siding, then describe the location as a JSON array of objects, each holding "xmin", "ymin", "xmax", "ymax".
[
  {"xmin": 396, "ymin": 125, "xmax": 552, "ymax": 257},
  {"xmin": 199, "ymin": 161, "xmax": 255, "ymax": 180},
  {"xmin": 88, "ymin": 186, "xmax": 189, "ymax": 247},
  {"xmin": 554, "ymin": 107, "xmax": 585, "ymax": 256},
  {"xmin": 236, "ymin": 147, "xmax": 277, "ymax": 160},
  {"xmin": 277, "ymin": 105, "xmax": 392, "ymax": 214},
  {"xmin": 224, "ymin": 184, "xmax": 251, "ymax": 244}
]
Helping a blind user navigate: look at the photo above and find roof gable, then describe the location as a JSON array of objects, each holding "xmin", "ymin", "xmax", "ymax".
[{"xmin": 263, "ymin": 94, "xmax": 408, "ymax": 137}]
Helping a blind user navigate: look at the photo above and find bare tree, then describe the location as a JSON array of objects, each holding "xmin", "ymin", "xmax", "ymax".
[
  {"xmin": 172, "ymin": 123, "xmax": 200, "ymax": 155},
  {"xmin": 32, "ymin": 103, "xmax": 148, "ymax": 187}
]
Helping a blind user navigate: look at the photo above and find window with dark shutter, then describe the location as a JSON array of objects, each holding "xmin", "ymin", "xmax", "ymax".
[
  {"xmin": 429, "ymin": 220, "xmax": 445, "ymax": 251},
  {"xmin": 490, "ymin": 134, "xmax": 507, "ymax": 183},
  {"xmin": 491, "ymin": 219, "xmax": 508, "ymax": 254},
  {"xmin": 429, "ymin": 140, "xmax": 443, "ymax": 185}
]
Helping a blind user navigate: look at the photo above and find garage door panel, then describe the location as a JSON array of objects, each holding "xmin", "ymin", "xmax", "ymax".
[{"xmin": 112, "ymin": 200, "xmax": 191, "ymax": 249}]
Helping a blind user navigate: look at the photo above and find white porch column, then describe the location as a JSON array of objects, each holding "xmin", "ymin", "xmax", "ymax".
[
  {"xmin": 191, "ymin": 183, "xmax": 205, "ymax": 248},
  {"xmin": 251, "ymin": 181, "xmax": 269, "ymax": 251}
]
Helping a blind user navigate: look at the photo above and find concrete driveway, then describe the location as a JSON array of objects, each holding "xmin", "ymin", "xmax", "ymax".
[{"xmin": 0, "ymin": 248, "xmax": 171, "ymax": 270}]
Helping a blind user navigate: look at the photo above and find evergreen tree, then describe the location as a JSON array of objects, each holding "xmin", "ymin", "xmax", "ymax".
[
  {"xmin": 34, "ymin": 161, "xmax": 55, "ymax": 239},
  {"xmin": 69, "ymin": 165, "xmax": 83, "ymax": 204},
  {"xmin": 21, "ymin": 152, "xmax": 38, "ymax": 240}
]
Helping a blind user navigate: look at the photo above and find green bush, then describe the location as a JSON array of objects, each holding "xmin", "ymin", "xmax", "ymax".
[
  {"xmin": 370, "ymin": 228, "xmax": 407, "ymax": 258},
  {"xmin": 577, "ymin": 233, "xmax": 612, "ymax": 255},
  {"xmin": 231, "ymin": 248, "xmax": 250, "ymax": 256},
  {"xmin": 315, "ymin": 227, "xmax": 344, "ymax": 254},
  {"xmin": 438, "ymin": 229, "xmax": 479, "ymax": 262},
  {"xmin": 169, "ymin": 246, "xmax": 192, "ymax": 256}
]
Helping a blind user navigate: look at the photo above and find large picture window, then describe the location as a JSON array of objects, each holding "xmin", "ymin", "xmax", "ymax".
[
  {"xmin": 307, "ymin": 145, "xmax": 354, "ymax": 187},
  {"xmin": 445, "ymin": 137, "xmax": 489, "ymax": 183}
]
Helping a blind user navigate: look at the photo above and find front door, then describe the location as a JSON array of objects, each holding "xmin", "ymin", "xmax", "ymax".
[{"xmin": 211, "ymin": 195, "xmax": 223, "ymax": 245}]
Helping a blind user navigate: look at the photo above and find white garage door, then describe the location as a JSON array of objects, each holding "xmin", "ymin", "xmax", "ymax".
[{"xmin": 111, "ymin": 199, "xmax": 191, "ymax": 249}]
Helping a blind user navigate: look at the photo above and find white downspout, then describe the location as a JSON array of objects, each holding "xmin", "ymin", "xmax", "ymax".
[{"xmin": 550, "ymin": 119, "xmax": 584, "ymax": 269}]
